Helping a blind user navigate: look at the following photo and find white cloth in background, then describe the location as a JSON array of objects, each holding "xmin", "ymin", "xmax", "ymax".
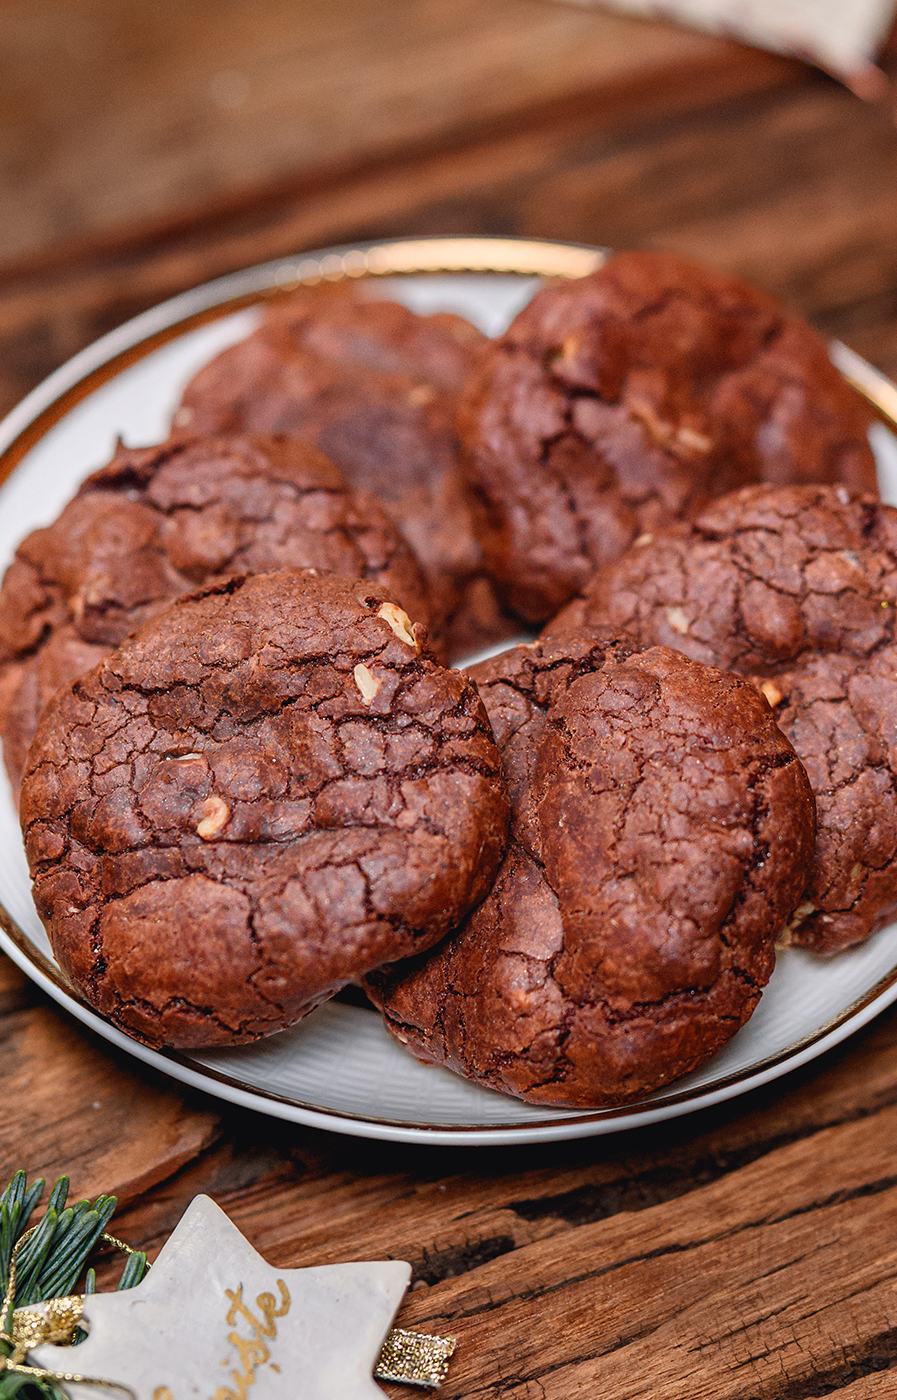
[{"xmin": 567, "ymin": 0, "xmax": 896, "ymax": 97}]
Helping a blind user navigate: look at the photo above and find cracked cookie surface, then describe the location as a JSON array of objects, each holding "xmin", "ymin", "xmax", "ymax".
[
  {"xmin": 20, "ymin": 570, "xmax": 509, "ymax": 1048},
  {"xmin": 549, "ymin": 484, "xmax": 897, "ymax": 954},
  {"xmin": 366, "ymin": 631, "xmax": 814, "ymax": 1108},
  {"xmin": 175, "ymin": 284, "xmax": 520, "ymax": 658},
  {"xmin": 0, "ymin": 432, "xmax": 431, "ymax": 796},
  {"xmin": 458, "ymin": 250, "xmax": 877, "ymax": 623}
]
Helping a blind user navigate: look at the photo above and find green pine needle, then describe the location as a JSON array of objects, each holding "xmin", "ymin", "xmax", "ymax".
[
  {"xmin": 116, "ymin": 1251, "xmax": 148, "ymax": 1292},
  {"xmin": 0, "ymin": 1172, "xmax": 148, "ymax": 1400}
]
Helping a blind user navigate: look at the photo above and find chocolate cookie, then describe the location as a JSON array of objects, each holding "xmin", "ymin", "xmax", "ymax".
[
  {"xmin": 458, "ymin": 250, "xmax": 878, "ymax": 623},
  {"xmin": 0, "ymin": 432, "xmax": 431, "ymax": 796},
  {"xmin": 549, "ymin": 484, "xmax": 897, "ymax": 954},
  {"xmin": 366, "ymin": 632, "xmax": 814, "ymax": 1108},
  {"xmin": 174, "ymin": 284, "xmax": 519, "ymax": 657},
  {"xmin": 20, "ymin": 570, "xmax": 510, "ymax": 1049}
]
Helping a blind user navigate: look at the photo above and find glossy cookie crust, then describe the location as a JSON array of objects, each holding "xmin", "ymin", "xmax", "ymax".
[
  {"xmin": 550, "ymin": 484, "xmax": 897, "ymax": 953},
  {"xmin": 458, "ymin": 250, "xmax": 877, "ymax": 623},
  {"xmin": 0, "ymin": 432, "xmax": 431, "ymax": 795},
  {"xmin": 368, "ymin": 631, "xmax": 815, "ymax": 1107},
  {"xmin": 21, "ymin": 570, "xmax": 510, "ymax": 1048},
  {"xmin": 176, "ymin": 284, "xmax": 520, "ymax": 657}
]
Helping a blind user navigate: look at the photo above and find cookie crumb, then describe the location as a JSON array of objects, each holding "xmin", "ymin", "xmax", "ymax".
[
  {"xmin": 377, "ymin": 602, "xmax": 419, "ymax": 648},
  {"xmin": 665, "ymin": 606, "xmax": 691, "ymax": 636},
  {"xmin": 676, "ymin": 426, "xmax": 712, "ymax": 454},
  {"xmin": 197, "ymin": 795, "xmax": 230, "ymax": 839},
  {"xmin": 629, "ymin": 397, "xmax": 672, "ymax": 445},
  {"xmin": 353, "ymin": 662, "xmax": 381, "ymax": 704},
  {"xmin": 760, "ymin": 680, "xmax": 784, "ymax": 708},
  {"xmin": 782, "ymin": 900, "xmax": 816, "ymax": 940},
  {"xmin": 562, "ymin": 335, "xmax": 580, "ymax": 355}
]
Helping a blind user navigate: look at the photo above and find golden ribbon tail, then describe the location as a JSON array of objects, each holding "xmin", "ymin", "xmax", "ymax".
[{"xmin": 375, "ymin": 1327, "xmax": 457, "ymax": 1389}]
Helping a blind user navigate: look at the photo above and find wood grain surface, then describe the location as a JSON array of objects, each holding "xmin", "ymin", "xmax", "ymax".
[
  {"xmin": 0, "ymin": 0, "xmax": 798, "ymax": 266},
  {"xmin": 90, "ymin": 1002, "xmax": 897, "ymax": 1400},
  {"xmin": 3, "ymin": 3, "xmax": 897, "ymax": 1397}
]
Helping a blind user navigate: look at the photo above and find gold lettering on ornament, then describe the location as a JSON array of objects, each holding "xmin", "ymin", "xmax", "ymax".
[{"xmin": 151, "ymin": 1281, "xmax": 291, "ymax": 1400}]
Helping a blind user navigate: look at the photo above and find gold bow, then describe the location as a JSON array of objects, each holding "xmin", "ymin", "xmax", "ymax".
[{"xmin": 0, "ymin": 1227, "xmax": 136, "ymax": 1398}]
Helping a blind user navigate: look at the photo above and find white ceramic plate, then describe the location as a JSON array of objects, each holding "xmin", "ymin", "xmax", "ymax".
[{"xmin": 3, "ymin": 235, "xmax": 897, "ymax": 1147}]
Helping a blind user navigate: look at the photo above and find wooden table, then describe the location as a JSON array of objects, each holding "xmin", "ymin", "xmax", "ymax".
[{"xmin": 3, "ymin": 4, "xmax": 897, "ymax": 1396}]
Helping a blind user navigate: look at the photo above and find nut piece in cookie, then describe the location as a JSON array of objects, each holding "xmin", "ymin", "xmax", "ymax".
[
  {"xmin": 458, "ymin": 250, "xmax": 877, "ymax": 623},
  {"xmin": 20, "ymin": 570, "xmax": 510, "ymax": 1049},
  {"xmin": 175, "ymin": 283, "xmax": 521, "ymax": 658},
  {"xmin": 366, "ymin": 632, "xmax": 815, "ymax": 1108},
  {"xmin": 0, "ymin": 432, "xmax": 431, "ymax": 797},
  {"xmin": 548, "ymin": 483, "xmax": 897, "ymax": 954}
]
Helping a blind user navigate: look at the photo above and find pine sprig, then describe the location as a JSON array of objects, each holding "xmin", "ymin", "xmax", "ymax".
[
  {"xmin": 0, "ymin": 1175, "xmax": 45, "ymax": 1294},
  {"xmin": 0, "ymin": 1172, "xmax": 148, "ymax": 1400}
]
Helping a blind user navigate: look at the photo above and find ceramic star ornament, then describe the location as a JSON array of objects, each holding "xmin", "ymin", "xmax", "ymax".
[{"xmin": 25, "ymin": 1196, "xmax": 452, "ymax": 1398}]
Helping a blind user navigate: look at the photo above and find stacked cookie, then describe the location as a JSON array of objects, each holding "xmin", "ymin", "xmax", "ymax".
[
  {"xmin": 21, "ymin": 572, "xmax": 509, "ymax": 1047},
  {"xmin": 0, "ymin": 434, "xmax": 431, "ymax": 790},
  {"xmin": 457, "ymin": 249, "xmax": 876, "ymax": 623},
  {"xmin": 175, "ymin": 283, "xmax": 520, "ymax": 658},
  {"xmin": 2, "ymin": 250, "xmax": 891, "ymax": 1110},
  {"xmin": 547, "ymin": 485, "xmax": 897, "ymax": 956},
  {"xmin": 367, "ymin": 633, "xmax": 813, "ymax": 1107}
]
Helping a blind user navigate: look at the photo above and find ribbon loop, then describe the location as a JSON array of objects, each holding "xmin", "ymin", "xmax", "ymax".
[
  {"xmin": 11, "ymin": 1294, "xmax": 84, "ymax": 1350},
  {"xmin": 0, "ymin": 1226, "xmax": 137, "ymax": 1399}
]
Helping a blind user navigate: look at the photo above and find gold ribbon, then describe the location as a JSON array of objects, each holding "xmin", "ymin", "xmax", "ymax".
[
  {"xmin": 0, "ymin": 1227, "xmax": 137, "ymax": 1399},
  {"xmin": 375, "ymin": 1327, "xmax": 456, "ymax": 1388}
]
